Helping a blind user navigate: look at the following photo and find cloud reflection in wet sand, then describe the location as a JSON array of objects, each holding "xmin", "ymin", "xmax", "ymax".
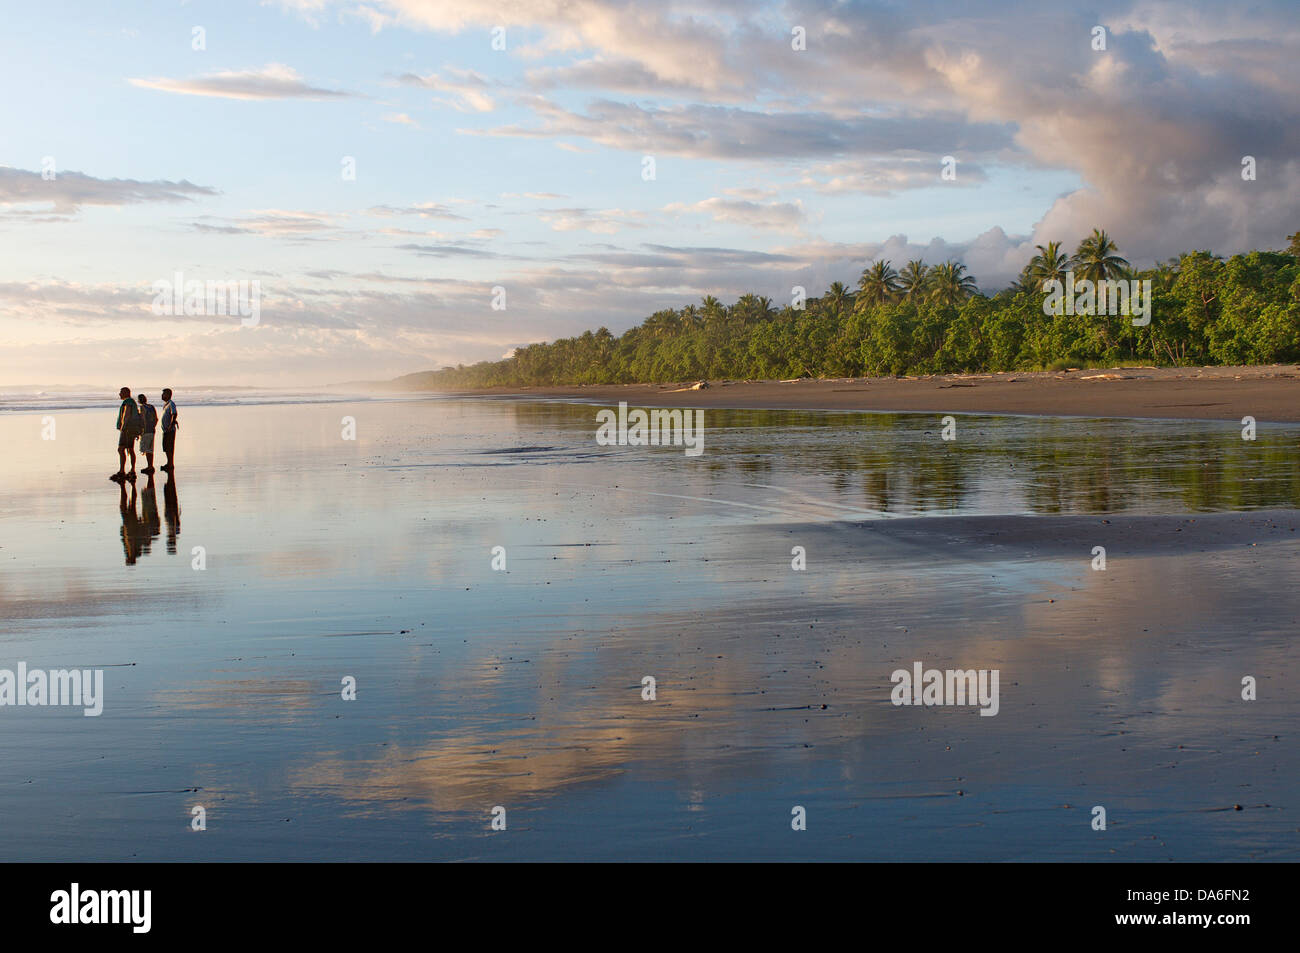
[{"xmin": 4, "ymin": 400, "xmax": 1297, "ymax": 859}]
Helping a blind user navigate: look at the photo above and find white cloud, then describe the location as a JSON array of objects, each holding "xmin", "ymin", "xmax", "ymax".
[
  {"xmin": 365, "ymin": 203, "xmax": 469, "ymax": 221},
  {"xmin": 0, "ymin": 166, "xmax": 217, "ymax": 219},
  {"xmin": 399, "ymin": 68, "xmax": 496, "ymax": 112},
  {"xmin": 192, "ymin": 209, "xmax": 343, "ymax": 237},
  {"xmin": 536, "ymin": 207, "xmax": 647, "ymax": 234},
  {"xmin": 664, "ymin": 197, "xmax": 804, "ymax": 230},
  {"xmin": 128, "ymin": 63, "xmax": 354, "ymax": 100}
]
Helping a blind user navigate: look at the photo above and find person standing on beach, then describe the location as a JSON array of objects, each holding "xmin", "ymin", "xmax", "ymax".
[
  {"xmin": 113, "ymin": 387, "xmax": 141, "ymax": 482},
  {"xmin": 160, "ymin": 388, "xmax": 179, "ymax": 472},
  {"xmin": 137, "ymin": 393, "xmax": 159, "ymax": 475}
]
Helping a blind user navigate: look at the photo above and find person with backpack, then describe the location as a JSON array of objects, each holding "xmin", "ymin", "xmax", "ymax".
[
  {"xmin": 137, "ymin": 393, "xmax": 159, "ymax": 475},
  {"xmin": 113, "ymin": 386, "xmax": 142, "ymax": 482}
]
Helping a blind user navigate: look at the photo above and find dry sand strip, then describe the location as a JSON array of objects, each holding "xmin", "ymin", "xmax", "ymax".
[{"xmin": 433, "ymin": 365, "xmax": 1300, "ymax": 423}]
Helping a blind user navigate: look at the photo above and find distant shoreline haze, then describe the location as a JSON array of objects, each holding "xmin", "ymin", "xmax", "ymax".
[{"xmin": 404, "ymin": 232, "xmax": 1300, "ymax": 389}]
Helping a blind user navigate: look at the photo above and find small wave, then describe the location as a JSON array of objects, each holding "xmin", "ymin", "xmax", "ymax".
[{"xmin": 0, "ymin": 391, "xmax": 383, "ymax": 414}]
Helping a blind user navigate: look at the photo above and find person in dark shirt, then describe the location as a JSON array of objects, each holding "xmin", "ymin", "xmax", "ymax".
[
  {"xmin": 113, "ymin": 387, "xmax": 141, "ymax": 482},
  {"xmin": 137, "ymin": 393, "xmax": 159, "ymax": 474}
]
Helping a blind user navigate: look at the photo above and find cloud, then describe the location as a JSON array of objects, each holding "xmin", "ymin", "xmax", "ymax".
[
  {"xmin": 535, "ymin": 207, "xmax": 646, "ymax": 234},
  {"xmin": 17, "ymin": 0, "xmax": 1300, "ymax": 384},
  {"xmin": 794, "ymin": 155, "xmax": 989, "ymax": 195},
  {"xmin": 128, "ymin": 63, "xmax": 354, "ymax": 100},
  {"xmin": 192, "ymin": 210, "xmax": 341, "ymax": 237},
  {"xmin": 366, "ymin": 203, "xmax": 469, "ymax": 221},
  {"xmin": 720, "ymin": 186, "xmax": 778, "ymax": 202},
  {"xmin": 398, "ymin": 68, "xmax": 496, "ymax": 112},
  {"xmin": 0, "ymin": 166, "xmax": 216, "ymax": 219},
  {"xmin": 2, "ymin": 225, "xmax": 1036, "ymax": 386},
  {"xmin": 396, "ymin": 242, "xmax": 503, "ymax": 258},
  {"xmin": 473, "ymin": 97, "xmax": 1015, "ymax": 163},
  {"xmin": 525, "ymin": 57, "xmax": 719, "ymax": 97},
  {"xmin": 374, "ymin": 227, "xmax": 453, "ymax": 238},
  {"xmin": 344, "ymin": 0, "xmax": 1300, "ymax": 260},
  {"xmin": 382, "ymin": 112, "xmax": 419, "ymax": 126},
  {"xmin": 0, "ymin": 280, "xmax": 160, "ymax": 324},
  {"xmin": 893, "ymin": 6, "xmax": 1300, "ymax": 260},
  {"xmin": 373, "ymin": 0, "xmax": 746, "ymax": 93},
  {"xmin": 664, "ymin": 197, "xmax": 804, "ymax": 230}
]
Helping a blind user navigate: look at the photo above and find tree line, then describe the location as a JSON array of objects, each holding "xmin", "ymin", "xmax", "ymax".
[{"xmin": 410, "ymin": 230, "xmax": 1300, "ymax": 388}]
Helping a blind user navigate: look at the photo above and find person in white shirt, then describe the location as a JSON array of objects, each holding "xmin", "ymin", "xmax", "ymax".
[{"xmin": 160, "ymin": 388, "xmax": 180, "ymax": 472}]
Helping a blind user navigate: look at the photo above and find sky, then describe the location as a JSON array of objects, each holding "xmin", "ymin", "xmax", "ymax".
[{"xmin": 1, "ymin": 0, "xmax": 1297, "ymax": 387}]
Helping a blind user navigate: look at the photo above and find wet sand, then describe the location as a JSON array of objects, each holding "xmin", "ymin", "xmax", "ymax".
[
  {"xmin": 434, "ymin": 364, "xmax": 1300, "ymax": 423},
  {"xmin": 1, "ymin": 399, "xmax": 1296, "ymax": 860}
]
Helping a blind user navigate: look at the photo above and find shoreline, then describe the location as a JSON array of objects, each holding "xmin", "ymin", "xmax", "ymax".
[{"xmin": 420, "ymin": 364, "xmax": 1300, "ymax": 422}]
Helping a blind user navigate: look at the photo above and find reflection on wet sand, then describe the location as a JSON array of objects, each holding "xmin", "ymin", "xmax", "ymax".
[
  {"xmin": 5, "ymin": 399, "xmax": 1297, "ymax": 860},
  {"xmin": 118, "ymin": 479, "xmax": 155, "ymax": 565},
  {"xmin": 508, "ymin": 402, "xmax": 1300, "ymax": 516},
  {"xmin": 118, "ymin": 475, "xmax": 179, "ymax": 565},
  {"xmin": 164, "ymin": 475, "xmax": 181, "ymax": 554},
  {"xmin": 191, "ymin": 512, "xmax": 1295, "ymax": 860}
]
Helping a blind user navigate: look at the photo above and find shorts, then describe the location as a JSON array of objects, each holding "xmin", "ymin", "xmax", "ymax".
[
  {"xmin": 162, "ymin": 430, "xmax": 176, "ymax": 455},
  {"xmin": 139, "ymin": 431, "xmax": 155, "ymax": 453},
  {"xmin": 118, "ymin": 428, "xmax": 139, "ymax": 450}
]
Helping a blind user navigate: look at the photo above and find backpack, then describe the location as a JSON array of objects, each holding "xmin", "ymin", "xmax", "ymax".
[
  {"xmin": 140, "ymin": 403, "xmax": 158, "ymax": 431},
  {"xmin": 121, "ymin": 399, "xmax": 141, "ymax": 431}
]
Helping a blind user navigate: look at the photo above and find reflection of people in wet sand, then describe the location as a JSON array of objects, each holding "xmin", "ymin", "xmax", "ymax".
[
  {"xmin": 119, "ymin": 481, "xmax": 140, "ymax": 565},
  {"xmin": 141, "ymin": 474, "xmax": 160, "ymax": 542},
  {"xmin": 163, "ymin": 473, "xmax": 181, "ymax": 555},
  {"xmin": 119, "ymin": 474, "xmax": 161, "ymax": 565}
]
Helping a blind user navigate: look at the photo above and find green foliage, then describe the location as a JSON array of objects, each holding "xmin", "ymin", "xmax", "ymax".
[{"xmin": 419, "ymin": 235, "xmax": 1300, "ymax": 388}]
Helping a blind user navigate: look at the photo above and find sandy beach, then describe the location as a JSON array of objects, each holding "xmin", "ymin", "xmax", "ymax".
[
  {"xmin": 1, "ymin": 396, "xmax": 1296, "ymax": 861},
  {"xmin": 430, "ymin": 364, "xmax": 1300, "ymax": 423}
]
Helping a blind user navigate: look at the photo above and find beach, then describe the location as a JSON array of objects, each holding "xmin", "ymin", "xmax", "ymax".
[
  {"xmin": 433, "ymin": 364, "xmax": 1300, "ymax": 423},
  {"xmin": 0, "ymin": 396, "xmax": 1296, "ymax": 861}
]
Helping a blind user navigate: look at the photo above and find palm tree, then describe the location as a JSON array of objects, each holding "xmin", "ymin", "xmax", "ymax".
[
  {"xmin": 856, "ymin": 260, "xmax": 900, "ymax": 308},
  {"xmin": 926, "ymin": 261, "xmax": 979, "ymax": 308},
  {"xmin": 700, "ymin": 295, "xmax": 726, "ymax": 329},
  {"xmin": 1071, "ymin": 229, "xmax": 1129, "ymax": 282},
  {"xmin": 823, "ymin": 281, "xmax": 851, "ymax": 317},
  {"xmin": 1149, "ymin": 256, "xmax": 1180, "ymax": 293},
  {"xmin": 643, "ymin": 310, "xmax": 677, "ymax": 339},
  {"xmin": 898, "ymin": 259, "xmax": 929, "ymax": 299},
  {"xmin": 733, "ymin": 293, "xmax": 761, "ymax": 326},
  {"xmin": 1009, "ymin": 268, "xmax": 1037, "ymax": 296},
  {"xmin": 1026, "ymin": 241, "xmax": 1070, "ymax": 289}
]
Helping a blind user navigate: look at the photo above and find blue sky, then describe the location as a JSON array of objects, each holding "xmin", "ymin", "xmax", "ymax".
[{"xmin": 2, "ymin": 0, "xmax": 1297, "ymax": 385}]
